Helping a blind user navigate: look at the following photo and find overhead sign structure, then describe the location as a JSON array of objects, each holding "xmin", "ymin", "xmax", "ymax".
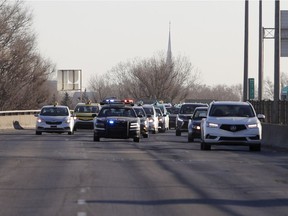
[
  {"xmin": 281, "ymin": 10, "xmax": 288, "ymax": 57},
  {"xmin": 57, "ymin": 69, "xmax": 82, "ymax": 91}
]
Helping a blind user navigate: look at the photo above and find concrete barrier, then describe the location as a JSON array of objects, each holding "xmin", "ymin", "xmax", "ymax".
[
  {"xmin": 0, "ymin": 110, "xmax": 39, "ymax": 129},
  {"xmin": 262, "ymin": 124, "xmax": 288, "ymax": 149}
]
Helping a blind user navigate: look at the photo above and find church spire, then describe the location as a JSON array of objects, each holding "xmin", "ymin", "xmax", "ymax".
[{"xmin": 166, "ymin": 22, "xmax": 172, "ymax": 64}]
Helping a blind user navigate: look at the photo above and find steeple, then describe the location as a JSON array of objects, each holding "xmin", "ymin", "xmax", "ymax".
[{"xmin": 166, "ymin": 22, "xmax": 172, "ymax": 64}]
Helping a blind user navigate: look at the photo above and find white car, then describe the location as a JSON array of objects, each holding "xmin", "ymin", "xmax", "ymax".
[
  {"xmin": 143, "ymin": 104, "xmax": 159, "ymax": 134},
  {"xmin": 35, "ymin": 104, "xmax": 74, "ymax": 135},
  {"xmin": 201, "ymin": 101, "xmax": 265, "ymax": 151}
]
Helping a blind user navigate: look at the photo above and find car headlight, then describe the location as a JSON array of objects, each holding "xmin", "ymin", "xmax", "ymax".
[
  {"xmin": 37, "ymin": 118, "xmax": 44, "ymax": 123},
  {"xmin": 193, "ymin": 125, "xmax": 201, "ymax": 130},
  {"xmin": 247, "ymin": 123, "xmax": 259, "ymax": 129},
  {"xmin": 65, "ymin": 117, "xmax": 71, "ymax": 123},
  {"xmin": 207, "ymin": 122, "xmax": 219, "ymax": 128},
  {"xmin": 148, "ymin": 118, "xmax": 154, "ymax": 123}
]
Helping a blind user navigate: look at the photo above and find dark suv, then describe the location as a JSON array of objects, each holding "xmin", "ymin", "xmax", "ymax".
[{"xmin": 176, "ymin": 103, "xmax": 208, "ymax": 136}]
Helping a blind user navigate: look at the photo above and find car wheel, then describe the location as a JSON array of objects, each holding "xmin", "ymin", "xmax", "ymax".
[
  {"xmin": 68, "ymin": 131, "xmax": 73, "ymax": 135},
  {"xmin": 188, "ymin": 134, "xmax": 194, "ymax": 142},
  {"xmin": 93, "ymin": 134, "xmax": 100, "ymax": 142},
  {"xmin": 133, "ymin": 137, "xmax": 140, "ymax": 142},
  {"xmin": 249, "ymin": 144, "xmax": 261, "ymax": 151},
  {"xmin": 143, "ymin": 133, "xmax": 149, "ymax": 138},
  {"xmin": 176, "ymin": 129, "xmax": 181, "ymax": 136},
  {"xmin": 36, "ymin": 131, "xmax": 42, "ymax": 135},
  {"xmin": 201, "ymin": 142, "xmax": 211, "ymax": 150}
]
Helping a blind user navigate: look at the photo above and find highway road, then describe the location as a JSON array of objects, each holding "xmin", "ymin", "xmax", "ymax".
[{"xmin": 0, "ymin": 129, "xmax": 287, "ymax": 216}]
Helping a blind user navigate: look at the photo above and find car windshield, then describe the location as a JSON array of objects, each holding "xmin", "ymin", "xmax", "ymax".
[
  {"xmin": 74, "ymin": 105, "xmax": 99, "ymax": 113},
  {"xmin": 155, "ymin": 108, "xmax": 163, "ymax": 116},
  {"xmin": 210, "ymin": 104, "xmax": 255, "ymax": 117},
  {"xmin": 192, "ymin": 109, "xmax": 207, "ymax": 120},
  {"xmin": 143, "ymin": 107, "xmax": 154, "ymax": 115},
  {"xmin": 134, "ymin": 108, "xmax": 146, "ymax": 117},
  {"xmin": 155, "ymin": 106, "xmax": 165, "ymax": 113},
  {"xmin": 167, "ymin": 107, "xmax": 180, "ymax": 114},
  {"xmin": 40, "ymin": 107, "xmax": 69, "ymax": 116},
  {"xmin": 98, "ymin": 107, "xmax": 136, "ymax": 117},
  {"xmin": 180, "ymin": 104, "xmax": 207, "ymax": 114}
]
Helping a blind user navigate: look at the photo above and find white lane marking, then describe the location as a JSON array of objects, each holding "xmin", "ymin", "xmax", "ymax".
[{"xmin": 77, "ymin": 199, "xmax": 86, "ymax": 205}]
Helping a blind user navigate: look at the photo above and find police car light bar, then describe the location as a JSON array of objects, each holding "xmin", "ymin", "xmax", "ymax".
[{"xmin": 123, "ymin": 99, "xmax": 134, "ymax": 104}]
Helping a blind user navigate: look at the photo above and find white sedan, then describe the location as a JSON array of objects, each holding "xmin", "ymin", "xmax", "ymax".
[{"xmin": 35, "ymin": 104, "xmax": 74, "ymax": 135}]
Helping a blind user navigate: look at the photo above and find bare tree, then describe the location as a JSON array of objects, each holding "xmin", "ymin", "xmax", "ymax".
[
  {"xmin": 264, "ymin": 77, "xmax": 274, "ymax": 100},
  {"xmin": 107, "ymin": 52, "xmax": 200, "ymax": 103},
  {"xmin": 188, "ymin": 84, "xmax": 242, "ymax": 101},
  {"xmin": 281, "ymin": 72, "xmax": 288, "ymax": 89},
  {"xmin": 0, "ymin": 0, "xmax": 55, "ymax": 110},
  {"xmin": 88, "ymin": 73, "xmax": 120, "ymax": 102}
]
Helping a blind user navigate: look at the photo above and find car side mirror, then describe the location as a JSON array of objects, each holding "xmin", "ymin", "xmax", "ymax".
[{"xmin": 257, "ymin": 114, "xmax": 265, "ymax": 120}]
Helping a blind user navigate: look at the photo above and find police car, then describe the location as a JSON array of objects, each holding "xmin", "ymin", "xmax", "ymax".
[
  {"xmin": 93, "ymin": 99, "xmax": 141, "ymax": 142},
  {"xmin": 35, "ymin": 103, "xmax": 74, "ymax": 135},
  {"xmin": 73, "ymin": 100, "xmax": 101, "ymax": 130}
]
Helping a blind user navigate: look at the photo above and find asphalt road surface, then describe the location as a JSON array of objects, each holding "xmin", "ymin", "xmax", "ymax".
[{"xmin": 0, "ymin": 129, "xmax": 287, "ymax": 216}]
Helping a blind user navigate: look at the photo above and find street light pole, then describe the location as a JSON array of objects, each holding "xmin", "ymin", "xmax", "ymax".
[
  {"xmin": 258, "ymin": 0, "xmax": 263, "ymax": 100},
  {"xmin": 274, "ymin": 0, "xmax": 281, "ymax": 101},
  {"xmin": 243, "ymin": 0, "xmax": 249, "ymax": 101},
  {"xmin": 273, "ymin": 0, "xmax": 280, "ymax": 124}
]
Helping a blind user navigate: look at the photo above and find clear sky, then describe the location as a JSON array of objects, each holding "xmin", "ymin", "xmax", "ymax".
[{"xmin": 23, "ymin": 0, "xmax": 288, "ymax": 89}]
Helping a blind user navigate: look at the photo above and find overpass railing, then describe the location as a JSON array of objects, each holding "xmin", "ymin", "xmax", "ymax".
[{"xmin": 250, "ymin": 100, "xmax": 288, "ymax": 125}]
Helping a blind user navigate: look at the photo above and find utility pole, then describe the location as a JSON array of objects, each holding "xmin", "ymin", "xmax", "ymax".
[
  {"xmin": 258, "ymin": 0, "xmax": 263, "ymax": 100},
  {"xmin": 243, "ymin": 0, "xmax": 249, "ymax": 101},
  {"xmin": 273, "ymin": 0, "xmax": 280, "ymax": 123},
  {"xmin": 274, "ymin": 0, "xmax": 281, "ymax": 101}
]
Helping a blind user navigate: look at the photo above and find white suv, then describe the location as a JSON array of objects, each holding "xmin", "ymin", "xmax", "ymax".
[{"xmin": 201, "ymin": 101, "xmax": 265, "ymax": 151}]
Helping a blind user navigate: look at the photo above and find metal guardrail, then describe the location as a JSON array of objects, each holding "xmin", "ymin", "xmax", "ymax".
[{"xmin": 0, "ymin": 110, "xmax": 40, "ymax": 116}]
